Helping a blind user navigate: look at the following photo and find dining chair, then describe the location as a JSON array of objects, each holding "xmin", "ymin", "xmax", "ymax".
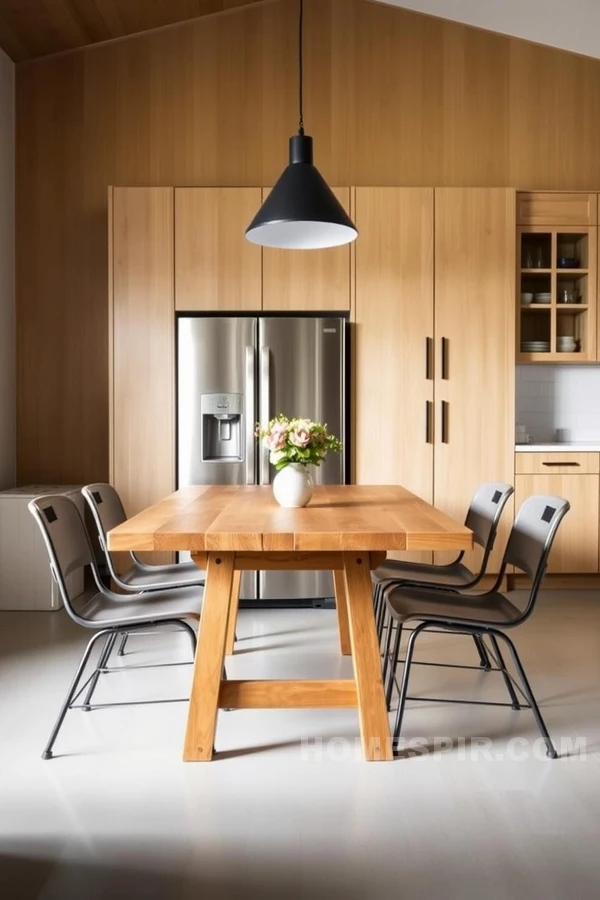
[
  {"xmin": 382, "ymin": 494, "xmax": 569, "ymax": 759},
  {"xmin": 82, "ymin": 483, "xmax": 204, "ymax": 593},
  {"xmin": 82, "ymin": 482, "xmax": 207, "ymax": 656},
  {"xmin": 29, "ymin": 494, "xmax": 203, "ymax": 760},
  {"xmin": 373, "ymin": 482, "xmax": 514, "ymax": 668}
]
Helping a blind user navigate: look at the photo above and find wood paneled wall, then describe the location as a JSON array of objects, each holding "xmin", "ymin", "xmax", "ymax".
[{"xmin": 16, "ymin": 0, "xmax": 600, "ymax": 482}]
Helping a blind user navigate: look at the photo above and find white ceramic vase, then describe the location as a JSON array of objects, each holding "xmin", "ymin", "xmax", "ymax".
[{"xmin": 272, "ymin": 463, "xmax": 314, "ymax": 508}]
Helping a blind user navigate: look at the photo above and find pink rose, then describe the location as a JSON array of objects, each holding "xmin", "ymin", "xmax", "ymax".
[
  {"xmin": 289, "ymin": 421, "xmax": 311, "ymax": 448},
  {"xmin": 265, "ymin": 423, "xmax": 288, "ymax": 451}
]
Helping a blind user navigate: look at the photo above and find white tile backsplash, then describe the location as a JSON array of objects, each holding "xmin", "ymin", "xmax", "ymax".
[{"xmin": 516, "ymin": 365, "xmax": 600, "ymax": 442}]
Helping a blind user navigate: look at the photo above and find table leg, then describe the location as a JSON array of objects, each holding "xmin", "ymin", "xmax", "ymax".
[
  {"xmin": 343, "ymin": 552, "xmax": 393, "ymax": 761},
  {"xmin": 333, "ymin": 570, "xmax": 351, "ymax": 656},
  {"xmin": 225, "ymin": 570, "xmax": 242, "ymax": 655},
  {"xmin": 183, "ymin": 552, "xmax": 234, "ymax": 761}
]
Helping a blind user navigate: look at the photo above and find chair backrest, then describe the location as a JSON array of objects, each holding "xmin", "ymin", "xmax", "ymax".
[
  {"xmin": 464, "ymin": 482, "xmax": 514, "ymax": 553},
  {"xmin": 28, "ymin": 494, "xmax": 99, "ymax": 617},
  {"xmin": 502, "ymin": 494, "xmax": 570, "ymax": 584},
  {"xmin": 81, "ymin": 483, "xmax": 127, "ymax": 544}
]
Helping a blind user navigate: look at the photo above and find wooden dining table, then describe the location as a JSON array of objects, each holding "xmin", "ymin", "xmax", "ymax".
[{"xmin": 107, "ymin": 484, "xmax": 473, "ymax": 762}]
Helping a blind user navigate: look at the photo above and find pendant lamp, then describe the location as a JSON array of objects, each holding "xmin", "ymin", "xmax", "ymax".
[{"xmin": 245, "ymin": 0, "xmax": 358, "ymax": 250}]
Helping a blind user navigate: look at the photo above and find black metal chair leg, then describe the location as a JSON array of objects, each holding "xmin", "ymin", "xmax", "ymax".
[
  {"xmin": 375, "ymin": 586, "xmax": 387, "ymax": 644},
  {"xmin": 487, "ymin": 634, "xmax": 520, "ymax": 710},
  {"xmin": 393, "ymin": 622, "xmax": 428, "ymax": 750},
  {"xmin": 381, "ymin": 614, "xmax": 396, "ymax": 686},
  {"xmin": 42, "ymin": 629, "xmax": 113, "ymax": 760},
  {"xmin": 117, "ymin": 633, "xmax": 129, "ymax": 656},
  {"xmin": 385, "ymin": 622, "xmax": 402, "ymax": 710},
  {"xmin": 494, "ymin": 630, "xmax": 557, "ymax": 759},
  {"xmin": 474, "ymin": 634, "xmax": 492, "ymax": 671},
  {"xmin": 82, "ymin": 631, "xmax": 118, "ymax": 711}
]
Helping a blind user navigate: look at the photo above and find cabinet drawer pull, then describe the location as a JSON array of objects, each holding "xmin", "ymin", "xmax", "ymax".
[
  {"xmin": 426, "ymin": 400, "xmax": 433, "ymax": 444},
  {"xmin": 441, "ymin": 400, "xmax": 449, "ymax": 444},
  {"xmin": 542, "ymin": 461, "xmax": 580, "ymax": 467},
  {"xmin": 425, "ymin": 337, "xmax": 433, "ymax": 380},
  {"xmin": 441, "ymin": 337, "xmax": 449, "ymax": 380}
]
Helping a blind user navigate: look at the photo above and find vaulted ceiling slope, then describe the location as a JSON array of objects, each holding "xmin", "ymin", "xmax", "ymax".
[
  {"xmin": 0, "ymin": 0, "xmax": 265, "ymax": 62},
  {"xmin": 3, "ymin": 0, "xmax": 600, "ymax": 64}
]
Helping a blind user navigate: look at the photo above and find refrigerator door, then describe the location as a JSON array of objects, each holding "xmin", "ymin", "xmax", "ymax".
[
  {"xmin": 258, "ymin": 316, "xmax": 346, "ymax": 601},
  {"xmin": 177, "ymin": 316, "xmax": 258, "ymax": 599}
]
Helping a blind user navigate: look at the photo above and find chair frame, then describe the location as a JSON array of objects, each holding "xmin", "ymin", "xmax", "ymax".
[
  {"xmin": 383, "ymin": 496, "xmax": 570, "ymax": 760},
  {"xmin": 29, "ymin": 496, "xmax": 201, "ymax": 760},
  {"xmin": 374, "ymin": 483, "xmax": 514, "ymax": 672},
  {"xmin": 81, "ymin": 483, "xmax": 204, "ymax": 594}
]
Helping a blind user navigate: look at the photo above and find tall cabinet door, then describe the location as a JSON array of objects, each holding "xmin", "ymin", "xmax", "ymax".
[
  {"xmin": 110, "ymin": 187, "xmax": 175, "ymax": 563},
  {"xmin": 262, "ymin": 187, "xmax": 351, "ymax": 311},
  {"xmin": 434, "ymin": 188, "xmax": 516, "ymax": 572},
  {"xmin": 354, "ymin": 187, "xmax": 435, "ymax": 563},
  {"xmin": 175, "ymin": 188, "xmax": 262, "ymax": 312}
]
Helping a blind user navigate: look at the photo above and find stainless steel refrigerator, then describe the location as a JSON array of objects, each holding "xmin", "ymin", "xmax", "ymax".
[{"xmin": 177, "ymin": 315, "xmax": 347, "ymax": 604}]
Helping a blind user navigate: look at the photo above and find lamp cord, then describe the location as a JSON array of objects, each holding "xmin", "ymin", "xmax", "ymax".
[{"xmin": 298, "ymin": 0, "xmax": 304, "ymax": 135}]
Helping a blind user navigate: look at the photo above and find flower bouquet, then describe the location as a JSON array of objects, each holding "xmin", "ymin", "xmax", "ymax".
[{"xmin": 257, "ymin": 415, "xmax": 343, "ymax": 507}]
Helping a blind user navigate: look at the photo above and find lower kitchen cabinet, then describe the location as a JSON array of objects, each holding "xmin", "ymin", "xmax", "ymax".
[{"xmin": 515, "ymin": 472, "xmax": 600, "ymax": 573}]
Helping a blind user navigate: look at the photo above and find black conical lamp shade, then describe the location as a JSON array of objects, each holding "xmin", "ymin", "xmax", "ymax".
[{"xmin": 246, "ymin": 134, "xmax": 358, "ymax": 250}]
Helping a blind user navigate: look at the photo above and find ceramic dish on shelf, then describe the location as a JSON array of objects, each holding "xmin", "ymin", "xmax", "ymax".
[
  {"xmin": 520, "ymin": 292, "xmax": 533, "ymax": 305},
  {"xmin": 521, "ymin": 344, "xmax": 550, "ymax": 352},
  {"xmin": 533, "ymin": 292, "xmax": 551, "ymax": 303},
  {"xmin": 557, "ymin": 257, "xmax": 579, "ymax": 268}
]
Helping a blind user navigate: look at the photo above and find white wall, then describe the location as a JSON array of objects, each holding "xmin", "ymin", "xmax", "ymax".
[
  {"xmin": 516, "ymin": 365, "xmax": 600, "ymax": 443},
  {"xmin": 382, "ymin": 1, "xmax": 600, "ymax": 60},
  {"xmin": 0, "ymin": 48, "xmax": 14, "ymax": 489}
]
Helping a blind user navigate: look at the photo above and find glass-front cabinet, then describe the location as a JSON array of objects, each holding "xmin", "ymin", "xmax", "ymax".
[{"xmin": 516, "ymin": 193, "xmax": 598, "ymax": 362}]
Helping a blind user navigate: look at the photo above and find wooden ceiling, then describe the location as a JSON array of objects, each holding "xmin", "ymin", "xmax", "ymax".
[{"xmin": 0, "ymin": 0, "xmax": 267, "ymax": 62}]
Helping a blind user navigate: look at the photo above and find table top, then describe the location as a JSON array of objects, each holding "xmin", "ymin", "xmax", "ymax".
[{"xmin": 107, "ymin": 485, "xmax": 473, "ymax": 553}]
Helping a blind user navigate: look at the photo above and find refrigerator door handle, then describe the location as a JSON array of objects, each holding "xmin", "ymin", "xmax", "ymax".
[
  {"xmin": 259, "ymin": 345, "xmax": 271, "ymax": 484},
  {"xmin": 245, "ymin": 345, "xmax": 256, "ymax": 485}
]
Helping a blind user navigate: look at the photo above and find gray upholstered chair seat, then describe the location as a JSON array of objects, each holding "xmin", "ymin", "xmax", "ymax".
[
  {"xmin": 373, "ymin": 560, "xmax": 474, "ymax": 589},
  {"xmin": 76, "ymin": 584, "xmax": 203, "ymax": 626},
  {"xmin": 385, "ymin": 585, "xmax": 521, "ymax": 628},
  {"xmin": 118, "ymin": 561, "xmax": 203, "ymax": 591}
]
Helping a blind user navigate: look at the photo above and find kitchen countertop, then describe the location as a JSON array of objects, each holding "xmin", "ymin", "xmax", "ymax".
[{"xmin": 516, "ymin": 443, "xmax": 600, "ymax": 452}]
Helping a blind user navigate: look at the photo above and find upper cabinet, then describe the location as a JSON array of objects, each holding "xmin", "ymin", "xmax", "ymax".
[
  {"xmin": 517, "ymin": 192, "xmax": 597, "ymax": 227},
  {"xmin": 175, "ymin": 188, "xmax": 262, "ymax": 312},
  {"xmin": 262, "ymin": 187, "xmax": 351, "ymax": 311},
  {"xmin": 517, "ymin": 192, "xmax": 598, "ymax": 362}
]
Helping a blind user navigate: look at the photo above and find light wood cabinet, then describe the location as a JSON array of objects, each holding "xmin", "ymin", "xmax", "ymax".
[
  {"xmin": 109, "ymin": 187, "xmax": 175, "ymax": 563},
  {"xmin": 354, "ymin": 187, "xmax": 434, "ymax": 563},
  {"xmin": 262, "ymin": 187, "xmax": 351, "ymax": 311},
  {"xmin": 517, "ymin": 220, "xmax": 597, "ymax": 362},
  {"xmin": 355, "ymin": 187, "xmax": 515, "ymax": 574},
  {"xmin": 175, "ymin": 188, "xmax": 262, "ymax": 312},
  {"xmin": 517, "ymin": 192, "xmax": 598, "ymax": 227},
  {"xmin": 515, "ymin": 472, "xmax": 599, "ymax": 573},
  {"xmin": 516, "ymin": 452, "xmax": 599, "ymax": 475},
  {"xmin": 434, "ymin": 188, "xmax": 516, "ymax": 572}
]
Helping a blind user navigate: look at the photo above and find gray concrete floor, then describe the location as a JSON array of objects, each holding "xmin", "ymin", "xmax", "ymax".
[{"xmin": 1, "ymin": 592, "xmax": 599, "ymax": 899}]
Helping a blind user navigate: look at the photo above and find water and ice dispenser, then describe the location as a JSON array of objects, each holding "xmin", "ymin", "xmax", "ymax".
[{"xmin": 200, "ymin": 393, "xmax": 244, "ymax": 462}]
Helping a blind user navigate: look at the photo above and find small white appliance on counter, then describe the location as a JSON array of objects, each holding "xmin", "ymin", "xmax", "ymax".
[{"xmin": 0, "ymin": 485, "xmax": 85, "ymax": 611}]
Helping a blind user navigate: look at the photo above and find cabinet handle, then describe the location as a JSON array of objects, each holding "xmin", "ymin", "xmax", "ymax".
[
  {"xmin": 441, "ymin": 400, "xmax": 449, "ymax": 443},
  {"xmin": 425, "ymin": 337, "xmax": 433, "ymax": 380},
  {"xmin": 542, "ymin": 461, "xmax": 580, "ymax": 467},
  {"xmin": 441, "ymin": 337, "xmax": 449, "ymax": 380},
  {"xmin": 425, "ymin": 400, "xmax": 433, "ymax": 443}
]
